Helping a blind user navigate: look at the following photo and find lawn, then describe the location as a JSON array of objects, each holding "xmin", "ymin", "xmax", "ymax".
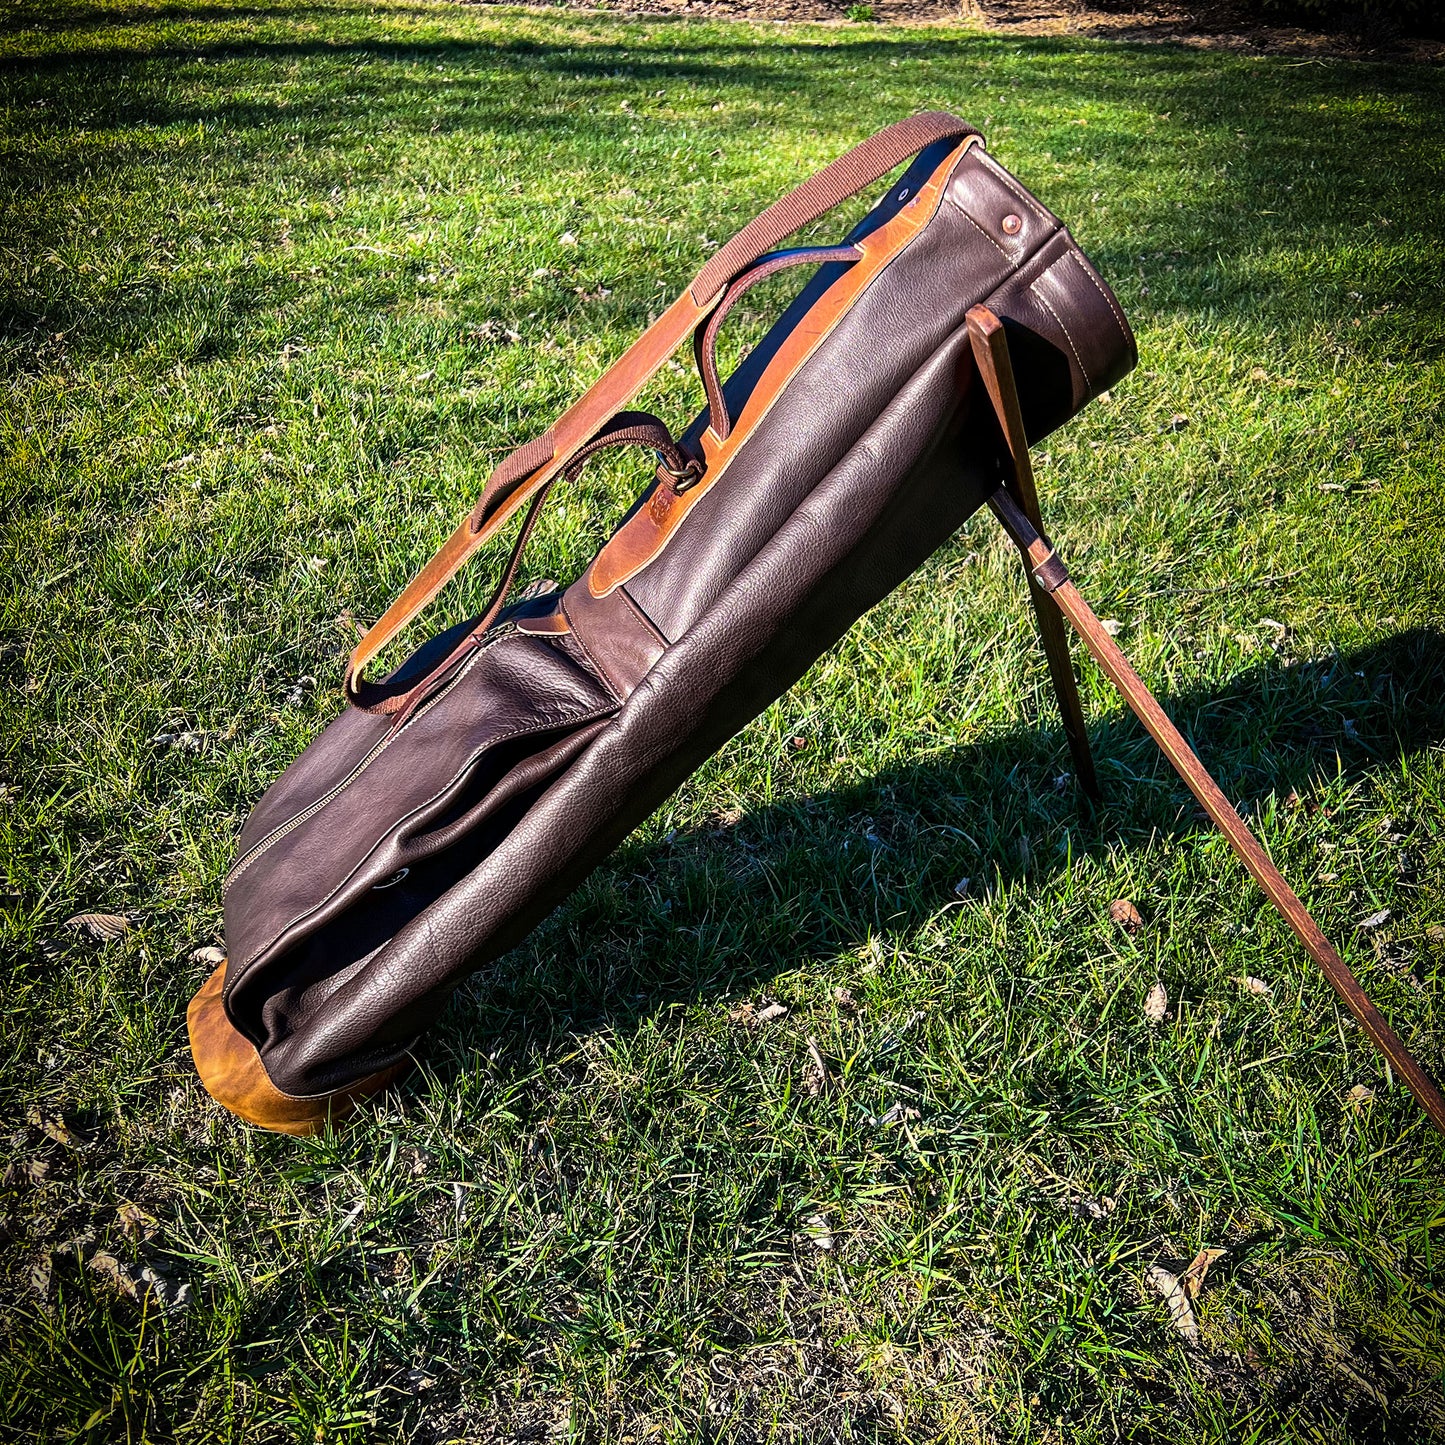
[{"xmin": 2, "ymin": 0, "xmax": 1444, "ymax": 1439}]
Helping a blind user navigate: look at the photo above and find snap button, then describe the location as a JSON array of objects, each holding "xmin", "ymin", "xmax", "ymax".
[{"xmin": 1002, "ymin": 213, "xmax": 1022, "ymax": 236}]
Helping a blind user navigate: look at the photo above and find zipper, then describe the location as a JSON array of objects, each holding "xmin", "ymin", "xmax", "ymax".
[{"xmin": 222, "ymin": 626, "xmax": 517, "ymax": 900}]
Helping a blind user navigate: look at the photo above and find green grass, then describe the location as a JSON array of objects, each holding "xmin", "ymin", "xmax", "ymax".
[{"xmin": 2, "ymin": 1, "xmax": 1444, "ymax": 1439}]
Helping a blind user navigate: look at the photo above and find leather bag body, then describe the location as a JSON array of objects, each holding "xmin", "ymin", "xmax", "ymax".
[{"xmin": 203, "ymin": 119, "xmax": 1137, "ymax": 1118}]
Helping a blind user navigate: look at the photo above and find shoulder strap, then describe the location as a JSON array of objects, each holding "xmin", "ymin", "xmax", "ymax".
[{"xmin": 344, "ymin": 112, "xmax": 981, "ymax": 704}]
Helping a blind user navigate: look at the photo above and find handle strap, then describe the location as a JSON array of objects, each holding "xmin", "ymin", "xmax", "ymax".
[
  {"xmin": 345, "ymin": 112, "xmax": 980, "ymax": 703},
  {"xmin": 693, "ymin": 244, "xmax": 862, "ymax": 443},
  {"xmin": 688, "ymin": 111, "xmax": 978, "ymax": 306},
  {"xmin": 347, "ymin": 412, "xmax": 696, "ymax": 719}
]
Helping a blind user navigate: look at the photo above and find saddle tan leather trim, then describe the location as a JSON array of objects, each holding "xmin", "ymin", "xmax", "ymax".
[
  {"xmin": 586, "ymin": 137, "xmax": 978, "ymax": 600},
  {"xmin": 188, "ymin": 963, "xmax": 407, "ymax": 1134},
  {"xmin": 346, "ymin": 287, "xmax": 713, "ymax": 689},
  {"xmin": 346, "ymin": 127, "xmax": 985, "ymax": 691}
]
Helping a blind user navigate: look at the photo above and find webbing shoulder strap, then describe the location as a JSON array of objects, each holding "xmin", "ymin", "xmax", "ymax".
[{"xmin": 344, "ymin": 112, "xmax": 981, "ymax": 704}]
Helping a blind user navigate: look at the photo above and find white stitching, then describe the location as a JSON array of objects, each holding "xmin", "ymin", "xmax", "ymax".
[
  {"xmin": 980, "ymin": 153, "xmax": 1051, "ymax": 225},
  {"xmin": 1030, "ymin": 279, "xmax": 1092, "ymax": 390},
  {"xmin": 957, "ymin": 207, "xmax": 1012, "ymax": 261},
  {"xmin": 1065, "ymin": 247, "xmax": 1132, "ymax": 353}
]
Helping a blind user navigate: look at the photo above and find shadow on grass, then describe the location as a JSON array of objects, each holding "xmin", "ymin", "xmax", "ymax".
[
  {"xmin": 383, "ymin": 625, "xmax": 1445, "ymax": 1440},
  {"xmin": 453, "ymin": 623, "xmax": 1444, "ymax": 1049},
  {"xmin": 4, "ymin": 14, "xmax": 1445, "ymax": 302}
]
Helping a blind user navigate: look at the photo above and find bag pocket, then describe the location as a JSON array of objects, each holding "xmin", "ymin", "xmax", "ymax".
[{"xmin": 222, "ymin": 624, "xmax": 618, "ymax": 1042}]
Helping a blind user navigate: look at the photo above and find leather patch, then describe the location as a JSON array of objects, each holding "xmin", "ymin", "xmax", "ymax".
[
  {"xmin": 1033, "ymin": 552, "xmax": 1070, "ymax": 593},
  {"xmin": 562, "ymin": 574, "xmax": 668, "ymax": 699},
  {"xmin": 188, "ymin": 962, "xmax": 406, "ymax": 1135}
]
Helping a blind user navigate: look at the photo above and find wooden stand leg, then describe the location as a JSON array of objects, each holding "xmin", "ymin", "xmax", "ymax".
[
  {"xmin": 967, "ymin": 309, "xmax": 1100, "ymax": 803},
  {"xmin": 967, "ymin": 305, "xmax": 1445, "ymax": 1136}
]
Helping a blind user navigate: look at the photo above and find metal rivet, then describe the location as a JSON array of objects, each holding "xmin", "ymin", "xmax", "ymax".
[{"xmin": 1002, "ymin": 213, "xmax": 1022, "ymax": 236}]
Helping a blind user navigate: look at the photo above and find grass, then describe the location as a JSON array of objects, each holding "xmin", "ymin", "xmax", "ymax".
[{"xmin": 2, "ymin": 0, "xmax": 1444, "ymax": 1438}]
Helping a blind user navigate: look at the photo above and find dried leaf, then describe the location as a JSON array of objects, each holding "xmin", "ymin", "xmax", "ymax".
[
  {"xmin": 1356, "ymin": 908, "xmax": 1391, "ymax": 931},
  {"xmin": 88, "ymin": 1251, "xmax": 140, "ymax": 1299},
  {"xmin": 280, "ymin": 675, "xmax": 316, "ymax": 707},
  {"xmin": 1101, "ymin": 618, "xmax": 1125, "ymax": 638},
  {"xmin": 152, "ymin": 727, "xmax": 210, "ymax": 753},
  {"xmin": 1168, "ymin": 413, "xmax": 1190, "ymax": 432},
  {"xmin": 832, "ymin": 987, "xmax": 858, "ymax": 1012},
  {"xmin": 1109, "ymin": 898, "xmax": 1143, "ymax": 935},
  {"xmin": 803, "ymin": 1036, "xmax": 833, "ymax": 1097},
  {"xmin": 1144, "ymin": 982, "xmax": 1169, "ymax": 1024},
  {"xmin": 1067, "ymin": 1191, "xmax": 1117, "ymax": 1220},
  {"xmin": 117, "ymin": 1203, "xmax": 159, "ymax": 1240},
  {"xmin": 728, "ymin": 998, "xmax": 786, "ymax": 1028},
  {"xmin": 27, "ymin": 1158, "xmax": 50, "ymax": 1183},
  {"xmin": 29, "ymin": 1254, "xmax": 53, "ymax": 1300},
  {"xmin": 1346, "ymin": 1083, "xmax": 1375, "ymax": 1106},
  {"xmin": 1238, "ymin": 975, "xmax": 1273, "ymax": 997},
  {"xmin": 1147, "ymin": 1265, "xmax": 1198, "ymax": 1344},
  {"xmin": 878, "ymin": 1102, "xmax": 920, "ymax": 1127},
  {"xmin": 138, "ymin": 1264, "xmax": 191, "ymax": 1313},
  {"xmin": 1181, "ymin": 1246, "xmax": 1226, "ymax": 1301},
  {"xmin": 189, "ymin": 944, "xmax": 225, "ymax": 967},
  {"xmin": 27, "ymin": 1106, "xmax": 82, "ymax": 1147},
  {"xmin": 65, "ymin": 912, "xmax": 130, "ymax": 943}
]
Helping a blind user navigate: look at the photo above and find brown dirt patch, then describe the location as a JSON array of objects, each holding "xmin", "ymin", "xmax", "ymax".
[{"xmin": 483, "ymin": 0, "xmax": 1445, "ymax": 63}]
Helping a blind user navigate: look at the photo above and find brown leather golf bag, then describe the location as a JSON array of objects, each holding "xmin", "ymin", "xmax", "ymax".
[{"xmin": 189, "ymin": 114, "xmax": 1444, "ymax": 1137}]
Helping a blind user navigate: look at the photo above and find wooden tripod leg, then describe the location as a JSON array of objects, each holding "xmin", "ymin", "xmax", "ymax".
[
  {"xmin": 986, "ymin": 482, "xmax": 1445, "ymax": 1136},
  {"xmin": 967, "ymin": 307, "xmax": 1100, "ymax": 803}
]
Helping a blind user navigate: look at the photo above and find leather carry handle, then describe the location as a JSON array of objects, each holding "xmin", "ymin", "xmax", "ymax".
[
  {"xmin": 350, "ymin": 412, "xmax": 698, "ymax": 720},
  {"xmin": 688, "ymin": 111, "xmax": 978, "ymax": 306},
  {"xmin": 344, "ymin": 112, "xmax": 980, "ymax": 705},
  {"xmin": 693, "ymin": 244, "xmax": 862, "ymax": 443},
  {"xmin": 970, "ymin": 305, "xmax": 1445, "ymax": 1137}
]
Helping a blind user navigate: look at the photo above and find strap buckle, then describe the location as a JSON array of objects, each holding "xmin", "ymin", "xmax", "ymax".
[{"xmin": 659, "ymin": 456, "xmax": 705, "ymax": 494}]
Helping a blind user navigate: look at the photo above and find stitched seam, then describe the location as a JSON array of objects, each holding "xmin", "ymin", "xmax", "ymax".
[
  {"xmin": 236, "ymin": 698, "xmax": 618, "ymax": 977},
  {"xmin": 979, "ymin": 153, "xmax": 1052, "ymax": 225},
  {"xmin": 616, "ymin": 584, "xmax": 668, "ymax": 651},
  {"xmin": 956, "ymin": 207, "xmax": 1011, "ymax": 261},
  {"xmin": 559, "ymin": 593, "xmax": 627, "ymax": 701},
  {"xmin": 224, "ymin": 628, "xmax": 519, "ymax": 899},
  {"xmin": 1030, "ymin": 280, "xmax": 1092, "ymax": 390},
  {"xmin": 1065, "ymin": 247, "xmax": 1132, "ymax": 353}
]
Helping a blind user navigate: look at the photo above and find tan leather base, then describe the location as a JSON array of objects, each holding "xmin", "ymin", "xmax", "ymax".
[{"xmin": 187, "ymin": 963, "xmax": 408, "ymax": 1135}]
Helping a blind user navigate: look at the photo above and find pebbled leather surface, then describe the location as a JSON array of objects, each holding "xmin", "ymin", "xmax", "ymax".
[
  {"xmin": 258, "ymin": 328, "xmax": 996, "ymax": 1094},
  {"xmin": 221, "ymin": 136, "xmax": 1136, "ymax": 1099},
  {"xmin": 222, "ymin": 626, "xmax": 617, "ymax": 1036},
  {"xmin": 624, "ymin": 144, "xmax": 1129, "ymax": 644}
]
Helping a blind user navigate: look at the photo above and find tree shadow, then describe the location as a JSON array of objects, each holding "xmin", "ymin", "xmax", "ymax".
[
  {"xmin": 2, "ymin": 13, "xmax": 1440, "ymax": 495},
  {"xmin": 5, "ymin": 12, "xmax": 1444, "ymax": 334}
]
